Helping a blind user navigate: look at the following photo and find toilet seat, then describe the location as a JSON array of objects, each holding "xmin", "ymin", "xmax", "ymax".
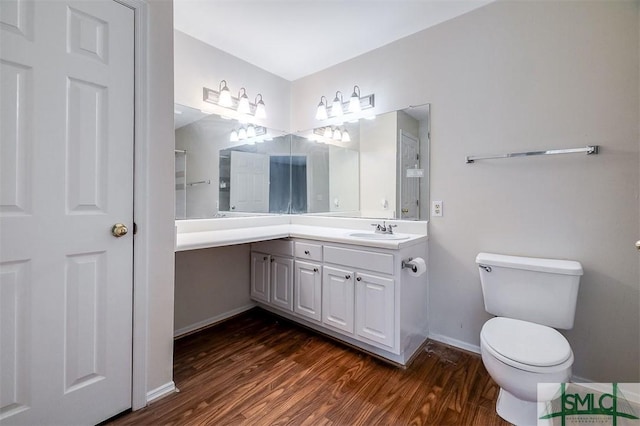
[{"xmin": 481, "ymin": 317, "xmax": 573, "ymax": 373}]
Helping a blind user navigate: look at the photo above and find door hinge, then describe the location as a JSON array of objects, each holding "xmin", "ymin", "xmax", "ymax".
[{"xmin": 133, "ymin": 222, "xmax": 138, "ymax": 235}]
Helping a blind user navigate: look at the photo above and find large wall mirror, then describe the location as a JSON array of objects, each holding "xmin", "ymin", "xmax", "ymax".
[{"xmin": 174, "ymin": 103, "xmax": 430, "ymax": 220}]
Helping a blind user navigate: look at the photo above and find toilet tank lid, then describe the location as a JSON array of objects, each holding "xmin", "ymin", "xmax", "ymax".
[{"xmin": 476, "ymin": 253, "xmax": 583, "ymax": 276}]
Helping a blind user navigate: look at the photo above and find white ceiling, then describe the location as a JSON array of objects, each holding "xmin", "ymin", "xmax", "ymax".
[{"xmin": 174, "ymin": 0, "xmax": 494, "ymax": 81}]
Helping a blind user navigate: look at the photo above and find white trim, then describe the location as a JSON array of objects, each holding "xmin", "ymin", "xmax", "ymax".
[
  {"xmin": 428, "ymin": 333, "xmax": 481, "ymax": 355},
  {"xmin": 146, "ymin": 381, "xmax": 177, "ymax": 404},
  {"xmin": 114, "ymin": 0, "xmax": 150, "ymax": 411},
  {"xmin": 174, "ymin": 304, "xmax": 256, "ymax": 338}
]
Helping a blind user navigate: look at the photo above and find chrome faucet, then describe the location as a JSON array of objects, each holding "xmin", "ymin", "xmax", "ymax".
[{"xmin": 371, "ymin": 221, "xmax": 397, "ymax": 234}]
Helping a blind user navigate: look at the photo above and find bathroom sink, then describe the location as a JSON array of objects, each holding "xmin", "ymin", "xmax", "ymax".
[{"xmin": 348, "ymin": 232, "xmax": 410, "ymax": 240}]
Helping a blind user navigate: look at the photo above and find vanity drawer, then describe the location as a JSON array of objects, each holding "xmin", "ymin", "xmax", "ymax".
[
  {"xmin": 323, "ymin": 245, "xmax": 394, "ymax": 275},
  {"xmin": 295, "ymin": 241, "xmax": 323, "ymax": 262},
  {"xmin": 251, "ymin": 239, "xmax": 294, "ymax": 257}
]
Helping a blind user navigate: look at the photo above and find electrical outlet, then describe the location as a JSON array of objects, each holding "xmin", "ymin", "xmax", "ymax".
[{"xmin": 432, "ymin": 200, "xmax": 443, "ymax": 217}]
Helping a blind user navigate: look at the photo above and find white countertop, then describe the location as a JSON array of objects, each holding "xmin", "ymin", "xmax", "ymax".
[{"xmin": 175, "ymin": 223, "xmax": 427, "ymax": 251}]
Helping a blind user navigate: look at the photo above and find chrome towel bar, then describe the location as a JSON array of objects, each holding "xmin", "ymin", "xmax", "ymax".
[
  {"xmin": 465, "ymin": 145, "xmax": 599, "ymax": 164},
  {"xmin": 186, "ymin": 180, "xmax": 211, "ymax": 187}
]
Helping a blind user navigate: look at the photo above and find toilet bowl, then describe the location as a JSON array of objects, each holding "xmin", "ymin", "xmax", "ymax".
[
  {"xmin": 480, "ymin": 317, "xmax": 572, "ymax": 425},
  {"xmin": 476, "ymin": 253, "xmax": 583, "ymax": 425}
]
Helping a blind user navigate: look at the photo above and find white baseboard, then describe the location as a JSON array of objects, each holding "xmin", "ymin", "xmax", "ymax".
[
  {"xmin": 428, "ymin": 333, "xmax": 481, "ymax": 355},
  {"xmin": 173, "ymin": 303, "xmax": 256, "ymax": 338},
  {"xmin": 146, "ymin": 381, "xmax": 176, "ymax": 404}
]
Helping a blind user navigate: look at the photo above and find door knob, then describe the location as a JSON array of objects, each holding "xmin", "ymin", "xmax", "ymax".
[
  {"xmin": 636, "ymin": 240, "xmax": 640, "ymax": 251},
  {"xmin": 112, "ymin": 223, "xmax": 128, "ymax": 237}
]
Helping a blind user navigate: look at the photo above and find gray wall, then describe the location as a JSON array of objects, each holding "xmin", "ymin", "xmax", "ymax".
[
  {"xmin": 291, "ymin": 0, "xmax": 640, "ymax": 382},
  {"xmin": 174, "ymin": 246, "xmax": 253, "ymax": 335},
  {"xmin": 174, "ymin": 30, "xmax": 291, "ymax": 132}
]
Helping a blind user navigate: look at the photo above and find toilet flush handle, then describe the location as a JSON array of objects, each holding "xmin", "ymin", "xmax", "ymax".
[{"xmin": 479, "ymin": 264, "xmax": 492, "ymax": 273}]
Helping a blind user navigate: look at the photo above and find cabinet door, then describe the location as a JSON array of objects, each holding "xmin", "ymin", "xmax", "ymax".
[
  {"xmin": 294, "ymin": 260, "xmax": 322, "ymax": 321},
  {"xmin": 355, "ymin": 272, "xmax": 395, "ymax": 349},
  {"xmin": 250, "ymin": 252, "xmax": 270, "ymax": 303},
  {"xmin": 271, "ymin": 255, "xmax": 294, "ymax": 311},
  {"xmin": 322, "ymin": 266, "xmax": 354, "ymax": 334}
]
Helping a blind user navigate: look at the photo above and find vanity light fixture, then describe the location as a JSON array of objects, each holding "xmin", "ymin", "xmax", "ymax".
[
  {"xmin": 314, "ymin": 85, "xmax": 374, "ymax": 121},
  {"xmin": 203, "ymin": 82, "xmax": 267, "ymax": 119},
  {"xmin": 348, "ymin": 85, "xmax": 361, "ymax": 113},
  {"xmin": 229, "ymin": 125, "xmax": 267, "ymax": 142},
  {"xmin": 315, "ymin": 96, "xmax": 329, "ymax": 120},
  {"xmin": 314, "ymin": 126, "xmax": 350, "ymax": 143},
  {"xmin": 331, "ymin": 91, "xmax": 344, "ymax": 117}
]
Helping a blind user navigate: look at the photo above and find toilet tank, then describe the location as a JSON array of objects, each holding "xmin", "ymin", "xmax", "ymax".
[{"xmin": 476, "ymin": 253, "xmax": 583, "ymax": 329}]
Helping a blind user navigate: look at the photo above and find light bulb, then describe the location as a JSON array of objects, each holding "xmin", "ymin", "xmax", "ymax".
[
  {"xmin": 218, "ymin": 80, "xmax": 232, "ymax": 107},
  {"xmin": 238, "ymin": 127, "xmax": 247, "ymax": 140},
  {"xmin": 331, "ymin": 92, "xmax": 343, "ymax": 117},
  {"xmin": 237, "ymin": 88, "xmax": 250, "ymax": 114},
  {"xmin": 323, "ymin": 127, "xmax": 332, "ymax": 138},
  {"xmin": 333, "ymin": 128, "xmax": 342, "ymax": 140},
  {"xmin": 255, "ymin": 95, "xmax": 267, "ymax": 119},
  {"xmin": 247, "ymin": 125, "xmax": 256, "ymax": 138},
  {"xmin": 315, "ymin": 97, "xmax": 328, "ymax": 120},
  {"xmin": 348, "ymin": 85, "xmax": 361, "ymax": 113},
  {"xmin": 341, "ymin": 129, "xmax": 351, "ymax": 142},
  {"xmin": 230, "ymin": 130, "xmax": 239, "ymax": 142}
]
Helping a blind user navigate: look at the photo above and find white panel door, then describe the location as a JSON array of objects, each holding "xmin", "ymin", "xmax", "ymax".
[
  {"xmin": 230, "ymin": 151, "xmax": 270, "ymax": 213},
  {"xmin": 355, "ymin": 272, "xmax": 395, "ymax": 349},
  {"xmin": 399, "ymin": 130, "xmax": 420, "ymax": 220},
  {"xmin": 0, "ymin": 0, "xmax": 134, "ymax": 424},
  {"xmin": 270, "ymin": 255, "xmax": 293, "ymax": 311},
  {"xmin": 250, "ymin": 252, "xmax": 270, "ymax": 303},
  {"xmin": 322, "ymin": 266, "xmax": 354, "ymax": 334},
  {"xmin": 294, "ymin": 260, "xmax": 321, "ymax": 321}
]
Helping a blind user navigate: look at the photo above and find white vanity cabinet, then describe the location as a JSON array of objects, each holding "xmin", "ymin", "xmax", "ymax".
[
  {"xmin": 252, "ymin": 236, "xmax": 428, "ymax": 366},
  {"xmin": 322, "ymin": 245, "xmax": 397, "ymax": 351},
  {"xmin": 355, "ymin": 272, "xmax": 395, "ymax": 349},
  {"xmin": 322, "ymin": 266, "xmax": 355, "ymax": 334},
  {"xmin": 250, "ymin": 240, "xmax": 294, "ymax": 312},
  {"xmin": 294, "ymin": 260, "xmax": 322, "ymax": 321},
  {"xmin": 292, "ymin": 240, "xmax": 323, "ymax": 322},
  {"xmin": 250, "ymin": 252, "xmax": 271, "ymax": 303}
]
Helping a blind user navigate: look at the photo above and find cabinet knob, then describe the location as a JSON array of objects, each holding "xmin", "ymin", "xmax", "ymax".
[
  {"xmin": 263, "ymin": 256, "xmax": 268, "ymax": 261},
  {"xmin": 313, "ymin": 268, "xmax": 319, "ymax": 273},
  {"xmin": 304, "ymin": 250, "xmax": 310, "ymax": 255},
  {"xmin": 345, "ymin": 274, "xmax": 351, "ymax": 280},
  {"xmin": 356, "ymin": 276, "xmax": 362, "ymax": 281},
  {"xmin": 270, "ymin": 258, "xmax": 275, "ymax": 262}
]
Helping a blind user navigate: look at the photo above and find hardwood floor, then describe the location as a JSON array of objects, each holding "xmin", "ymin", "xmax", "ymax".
[{"xmin": 108, "ymin": 309, "xmax": 510, "ymax": 426}]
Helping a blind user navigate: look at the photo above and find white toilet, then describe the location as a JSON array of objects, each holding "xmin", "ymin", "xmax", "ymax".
[{"xmin": 476, "ymin": 252, "xmax": 583, "ymax": 426}]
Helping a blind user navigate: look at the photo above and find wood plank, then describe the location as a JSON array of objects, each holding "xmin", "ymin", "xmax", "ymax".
[{"xmin": 107, "ymin": 309, "xmax": 510, "ymax": 426}]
